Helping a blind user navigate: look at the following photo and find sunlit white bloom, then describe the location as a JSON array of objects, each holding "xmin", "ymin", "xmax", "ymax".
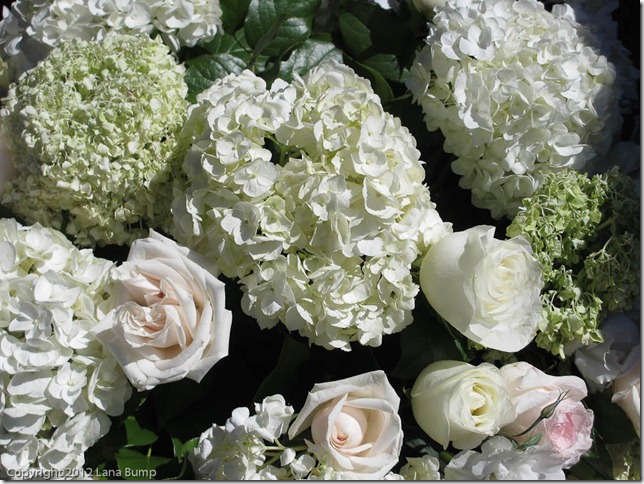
[
  {"xmin": 0, "ymin": 218, "xmax": 132, "ymax": 477},
  {"xmin": 445, "ymin": 436, "xmax": 566, "ymax": 480},
  {"xmin": 93, "ymin": 231, "xmax": 233, "ymax": 391},
  {"xmin": 407, "ymin": 0, "xmax": 624, "ymax": 218},
  {"xmin": 0, "ymin": 0, "xmax": 222, "ymax": 85},
  {"xmin": 420, "ymin": 225, "xmax": 543, "ymax": 351},
  {"xmin": 398, "ymin": 453, "xmax": 441, "ymax": 480},
  {"xmin": 171, "ymin": 61, "xmax": 451, "ymax": 351},
  {"xmin": 288, "ymin": 370, "xmax": 403, "ymax": 479},
  {"xmin": 189, "ymin": 394, "xmax": 295, "ymax": 480},
  {"xmin": 411, "ymin": 360, "xmax": 515, "ymax": 450}
]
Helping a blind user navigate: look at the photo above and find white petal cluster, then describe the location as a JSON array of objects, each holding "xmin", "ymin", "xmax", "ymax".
[
  {"xmin": 444, "ymin": 436, "xmax": 566, "ymax": 480},
  {"xmin": 1, "ymin": 34, "xmax": 188, "ymax": 247},
  {"xmin": 0, "ymin": 0, "xmax": 222, "ymax": 85},
  {"xmin": 0, "ymin": 218, "xmax": 132, "ymax": 478},
  {"xmin": 189, "ymin": 395, "xmax": 295, "ymax": 480},
  {"xmin": 172, "ymin": 61, "xmax": 451, "ymax": 351},
  {"xmin": 407, "ymin": 0, "xmax": 623, "ymax": 218}
]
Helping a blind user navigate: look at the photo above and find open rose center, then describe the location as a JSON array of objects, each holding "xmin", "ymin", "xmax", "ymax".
[
  {"xmin": 311, "ymin": 400, "xmax": 373, "ymax": 456},
  {"xmin": 118, "ymin": 275, "xmax": 200, "ymax": 352}
]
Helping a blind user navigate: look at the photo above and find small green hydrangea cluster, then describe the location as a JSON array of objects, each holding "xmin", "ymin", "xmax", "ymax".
[
  {"xmin": 1, "ymin": 33, "xmax": 188, "ymax": 247},
  {"xmin": 507, "ymin": 168, "xmax": 640, "ymax": 357}
]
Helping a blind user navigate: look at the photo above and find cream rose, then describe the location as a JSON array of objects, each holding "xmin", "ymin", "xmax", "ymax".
[
  {"xmin": 287, "ymin": 370, "xmax": 403, "ymax": 479},
  {"xmin": 500, "ymin": 361, "xmax": 594, "ymax": 467},
  {"xmin": 612, "ymin": 353, "xmax": 641, "ymax": 437},
  {"xmin": 94, "ymin": 231, "xmax": 233, "ymax": 391},
  {"xmin": 411, "ymin": 360, "xmax": 515, "ymax": 450},
  {"xmin": 419, "ymin": 225, "xmax": 543, "ymax": 352}
]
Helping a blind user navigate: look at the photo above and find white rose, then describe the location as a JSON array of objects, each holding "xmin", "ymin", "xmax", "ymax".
[
  {"xmin": 612, "ymin": 353, "xmax": 641, "ymax": 437},
  {"xmin": 93, "ymin": 231, "xmax": 232, "ymax": 390},
  {"xmin": 419, "ymin": 225, "xmax": 543, "ymax": 352},
  {"xmin": 500, "ymin": 361, "xmax": 594, "ymax": 467},
  {"xmin": 287, "ymin": 370, "xmax": 403, "ymax": 479},
  {"xmin": 411, "ymin": 360, "xmax": 516, "ymax": 450}
]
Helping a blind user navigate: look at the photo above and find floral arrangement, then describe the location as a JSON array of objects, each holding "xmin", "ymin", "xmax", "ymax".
[{"xmin": 0, "ymin": 0, "xmax": 639, "ymax": 481}]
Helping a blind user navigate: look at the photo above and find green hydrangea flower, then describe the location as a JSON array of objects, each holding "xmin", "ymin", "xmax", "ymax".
[
  {"xmin": 507, "ymin": 168, "xmax": 640, "ymax": 357},
  {"xmin": 1, "ymin": 33, "xmax": 188, "ymax": 246}
]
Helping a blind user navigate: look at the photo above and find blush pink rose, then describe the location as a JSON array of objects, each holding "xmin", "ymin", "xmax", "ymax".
[
  {"xmin": 94, "ymin": 230, "xmax": 233, "ymax": 391},
  {"xmin": 500, "ymin": 361, "xmax": 594, "ymax": 468},
  {"xmin": 287, "ymin": 370, "xmax": 403, "ymax": 479}
]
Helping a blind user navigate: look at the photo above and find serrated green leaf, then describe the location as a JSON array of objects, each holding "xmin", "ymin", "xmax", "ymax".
[
  {"xmin": 184, "ymin": 33, "xmax": 251, "ymax": 102},
  {"xmin": 278, "ymin": 36, "xmax": 342, "ymax": 82},
  {"xmin": 220, "ymin": 0, "xmax": 251, "ymax": 33},
  {"xmin": 115, "ymin": 448, "xmax": 171, "ymax": 480},
  {"xmin": 124, "ymin": 416, "xmax": 158, "ymax": 448},
  {"xmin": 362, "ymin": 53, "xmax": 405, "ymax": 83},
  {"xmin": 244, "ymin": 0, "xmax": 321, "ymax": 58}
]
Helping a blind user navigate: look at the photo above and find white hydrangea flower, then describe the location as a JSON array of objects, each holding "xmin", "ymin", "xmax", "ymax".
[
  {"xmin": 172, "ymin": 61, "xmax": 452, "ymax": 351},
  {"xmin": 0, "ymin": 218, "xmax": 132, "ymax": 478},
  {"xmin": 1, "ymin": 33, "xmax": 188, "ymax": 247},
  {"xmin": 399, "ymin": 453, "xmax": 441, "ymax": 480},
  {"xmin": 189, "ymin": 394, "xmax": 295, "ymax": 480},
  {"xmin": 407, "ymin": 0, "xmax": 626, "ymax": 218},
  {"xmin": 0, "ymin": 0, "xmax": 222, "ymax": 86},
  {"xmin": 444, "ymin": 436, "xmax": 567, "ymax": 480}
]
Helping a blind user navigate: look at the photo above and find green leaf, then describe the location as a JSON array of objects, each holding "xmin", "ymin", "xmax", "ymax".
[
  {"xmin": 184, "ymin": 32, "xmax": 250, "ymax": 102},
  {"xmin": 124, "ymin": 416, "xmax": 158, "ymax": 448},
  {"xmin": 253, "ymin": 334, "xmax": 310, "ymax": 401},
  {"xmin": 172, "ymin": 437, "xmax": 199, "ymax": 463},
  {"xmin": 338, "ymin": 11, "xmax": 372, "ymax": 57},
  {"xmin": 115, "ymin": 448, "xmax": 171, "ymax": 480},
  {"xmin": 390, "ymin": 310, "xmax": 462, "ymax": 380},
  {"xmin": 349, "ymin": 58, "xmax": 394, "ymax": 103},
  {"xmin": 220, "ymin": 0, "xmax": 251, "ymax": 33},
  {"xmin": 362, "ymin": 53, "xmax": 405, "ymax": 83},
  {"xmin": 244, "ymin": 0, "xmax": 321, "ymax": 58},
  {"xmin": 585, "ymin": 391, "xmax": 639, "ymax": 443},
  {"xmin": 278, "ymin": 36, "xmax": 342, "ymax": 82},
  {"xmin": 520, "ymin": 433, "xmax": 543, "ymax": 449}
]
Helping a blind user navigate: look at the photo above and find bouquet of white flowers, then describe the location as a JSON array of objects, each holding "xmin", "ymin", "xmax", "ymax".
[{"xmin": 0, "ymin": 0, "xmax": 639, "ymax": 480}]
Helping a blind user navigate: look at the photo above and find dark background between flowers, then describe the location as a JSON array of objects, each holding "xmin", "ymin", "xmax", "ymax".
[{"xmin": 0, "ymin": 0, "xmax": 640, "ymax": 479}]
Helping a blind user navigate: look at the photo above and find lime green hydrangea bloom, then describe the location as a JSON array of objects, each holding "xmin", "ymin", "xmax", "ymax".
[
  {"xmin": 1, "ymin": 33, "xmax": 188, "ymax": 246},
  {"xmin": 507, "ymin": 168, "xmax": 639, "ymax": 357}
]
